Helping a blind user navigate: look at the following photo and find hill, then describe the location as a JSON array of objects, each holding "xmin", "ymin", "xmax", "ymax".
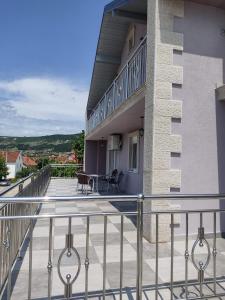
[{"xmin": 0, "ymin": 133, "xmax": 81, "ymax": 153}]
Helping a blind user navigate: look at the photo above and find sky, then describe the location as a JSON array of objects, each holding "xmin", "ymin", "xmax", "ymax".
[{"xmin": 0, "ymin": 0, "xmax": 110, "ymax": 136}]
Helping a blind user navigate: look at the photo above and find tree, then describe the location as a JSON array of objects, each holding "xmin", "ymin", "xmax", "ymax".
[
  {"xmin": 16, "ymin": 167, "xmax": 34, "ymax": 179},
  {"xmin": 72, "ymin": 131, "xmax": 85, "ymax": 163},
  {"xmin": 0, "ymin": 156, "xmax": 9, "ymax": 180},
  {"xmin": 37, "ymin": 157, "xmax": 50, "ymax": 169}
]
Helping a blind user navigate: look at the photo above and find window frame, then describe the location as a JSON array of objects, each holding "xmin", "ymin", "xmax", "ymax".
[
  {"xmin": 128, "ymin": 131, "xmax": 139, "ymax": 173},
  {"xmin": 107, "ymin": 149, "xmax": 118, "ymax": 174},
  {"xmin": 127, "ymin": 24, "xmax": 135, "ymax": 54}
]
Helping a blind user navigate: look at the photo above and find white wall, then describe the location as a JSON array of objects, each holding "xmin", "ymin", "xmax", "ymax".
[
  {"xmin": 7, "ymin": 164, "xmax": 16, "ymax": 179},
  {"xmin": 6, "ymin": 153, "xmax": 23, "ymax": 179},
  {"xmin": 15, "ymin": 153, "xmax": 23, "ymax": 174}
]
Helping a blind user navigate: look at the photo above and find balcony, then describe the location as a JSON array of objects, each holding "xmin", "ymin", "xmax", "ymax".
[
  {"xmin": 1, "ymin": 166, "xmax": 225, "ymax": 299},
  {"xmin": 216, "ymin": 84, "xmax": 225, "ymax": 101},
  {"xmin": 86, "ymin": 37, "xmax": 147, "ymax": 135}
]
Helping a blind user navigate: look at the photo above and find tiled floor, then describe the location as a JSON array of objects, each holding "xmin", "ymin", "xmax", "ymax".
[{"xmin": 8, "ymin": 179, "xmax": 225, "ymax": 299}]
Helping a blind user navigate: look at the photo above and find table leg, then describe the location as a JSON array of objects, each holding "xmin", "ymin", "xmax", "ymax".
[{"xmin": 93, "ymin": 177, "xmax": 96, "ymax": 192}]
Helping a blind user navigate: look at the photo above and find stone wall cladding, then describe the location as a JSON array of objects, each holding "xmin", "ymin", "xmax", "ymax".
[
  {"xmin": 144, "ymin": 0, "xmax": 184, "ymax": 242},
  {"xmin": 153, "ymin": 0, "xmax": 184, "ymax": 196}
]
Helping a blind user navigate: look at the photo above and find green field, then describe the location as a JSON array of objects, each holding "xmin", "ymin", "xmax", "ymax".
[{"xmin": 0, "ymin": 133, "xmax": 81, "ymax": 153}]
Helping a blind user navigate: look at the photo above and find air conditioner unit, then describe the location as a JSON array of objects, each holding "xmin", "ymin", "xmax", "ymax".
[{"xmin": 108, "ymin": 135, "xmax": 121, "ymax": 151}]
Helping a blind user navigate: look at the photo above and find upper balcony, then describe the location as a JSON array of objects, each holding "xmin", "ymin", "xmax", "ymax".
[{"xmin": 86, "ymin": 37, "xmax": 147, "ymax": 136}]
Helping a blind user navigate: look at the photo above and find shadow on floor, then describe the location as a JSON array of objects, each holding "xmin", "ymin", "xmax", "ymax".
[
  {"xmin": 30, "ymin": 280, "xmax": 225, "ymax": 300},
  {"xmin": 110, "ymin": 200, "xmax": 137, "ymax": 226}
]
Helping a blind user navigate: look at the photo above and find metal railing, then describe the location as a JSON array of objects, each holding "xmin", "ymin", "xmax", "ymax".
[
  {"xmin": 1, "ymin": 192, "xmax": 225, "ymax": 299},
  {"xmin": 50, "ymin": 163, "xmax": 83, "ymax": 178},
  {"xmin": 0, "ymin": 166, "xmax": 51, "ymax": 297},
  {"xmin": 87, "ymin": 37, "xmax": 147, "ymax": 134}
]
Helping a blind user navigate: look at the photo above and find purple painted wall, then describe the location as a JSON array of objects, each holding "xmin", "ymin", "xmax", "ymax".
[
  {"xmin": 85, "ymin": 141, "xmax": 98, "ymax": 174},
  {"xmin": 97, "ymin": 141, "xmax": 107, "ymax": 175},
  {"xmin": 85, "ymin": 140, "xmax": 107, "ymax": 174},
  {"xmin": 172, "ymin": 1, "xmax": 225, "ymax": 235},
  {"xmin": 85, "ymin": 134, "xmax": 143, "ymax": 194},
  {"xmin": 119, "ymin": 23, "xmax": 147, "ymax": 73},
  {"xmin": 114, "ymin": 132, "xmax": 144, "ymax": 194},
  {"xmin": 85, "ymin": 140, "xmax": 107, "ymax": 175}
]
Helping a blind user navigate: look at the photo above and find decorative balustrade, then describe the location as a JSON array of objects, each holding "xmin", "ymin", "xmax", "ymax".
[
  {"xmin": 1, "ymin": 192, "xmax": 225, "ymax": 299},
  {"xmin": 0, "ymin": 166, "xmax": 51, "ymax": 295},
  {"xmin": 87, "ymin": 37, "xmax": 147, "ymax": 134}
]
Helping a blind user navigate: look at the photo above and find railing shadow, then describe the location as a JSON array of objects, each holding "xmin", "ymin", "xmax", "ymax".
[{"xmin": 28, "ymin": 280, "xmax": 225, "ymax": 300}]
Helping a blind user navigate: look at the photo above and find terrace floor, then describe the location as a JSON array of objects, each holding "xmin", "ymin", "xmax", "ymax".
[{"xmin": 8, "ymin": 179, "xmax": 225, "ymax": 299}]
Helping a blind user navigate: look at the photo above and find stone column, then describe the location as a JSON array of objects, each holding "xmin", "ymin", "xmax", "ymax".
[{"xmin": 143, "ymin": 0, "xmax": 184, "ymax": 242}]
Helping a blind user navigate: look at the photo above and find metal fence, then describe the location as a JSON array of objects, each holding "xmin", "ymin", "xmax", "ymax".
[
  {"xmin": 1, "ymin": 193, "xmax": 225, "ymax": 299},
  {"xmin": 0, "ymin": 166, "xmax": 51, "ymax": 297},
  {"xmin": 86, "ymin": 37, "xmax": 147, "ymax": 134},
  {"xmin": 50, "ymin": 164, "xmax": 83, "ymax": 178}
]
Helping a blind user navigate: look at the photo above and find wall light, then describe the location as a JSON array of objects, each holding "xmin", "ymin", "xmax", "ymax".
[{"xmin": 139, "ymin": 116, "xmax": 144, "ymax": 137}]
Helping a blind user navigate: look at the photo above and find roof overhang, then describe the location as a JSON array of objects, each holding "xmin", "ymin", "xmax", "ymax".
[{"xmin": 87, "ymin": 0, "xmax": 147, "ymax": 116}]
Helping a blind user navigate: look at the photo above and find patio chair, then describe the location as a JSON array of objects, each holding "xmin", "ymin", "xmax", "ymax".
[
  {"xmin": 76, "ymin": 173, "xmax": 92, "ymax": 194},
  {"xmin": 100, "ymin": 169, "xmax": 118, "ymax": 191},
  {"xmin": 108, "ymin": 171, "xmax": 124, "ymax": 193}
]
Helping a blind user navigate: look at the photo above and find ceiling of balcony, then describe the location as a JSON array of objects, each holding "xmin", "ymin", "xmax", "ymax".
[
  {"xmin": 189, "ymin": 0, "xmax": 225, "ymax": 9},
  {"xmin": 86, "ymin": 93, "xmax": 145, "ymax": 141},
  {"xmin": 87, "ymin": 0, "xmax": 147, "ymax": 115}
]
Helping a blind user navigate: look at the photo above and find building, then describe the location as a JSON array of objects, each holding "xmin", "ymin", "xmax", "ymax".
[
  {"xmin": 0, "ymin": 151, "xmax": 23, "ymax": 179},
  {"xmin": 85, "ymin": 0, "xmax": 225, "ymax": 240},
  {"xmin": 23, "ymin": 156, "xmax": 37, "ymax": 168}
]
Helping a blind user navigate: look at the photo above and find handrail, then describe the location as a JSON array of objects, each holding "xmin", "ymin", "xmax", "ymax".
[
  {"xmin": 0, "ymin": 165, "xmax": 81, "ymax": 198},
  {"xmin": 0, "ymin": 165, "xmax": 51, "ymax": 294},
  {"xmin": 50, "ymin": 163, "xmax": 83, "ymax": 167},
  {"xmin": 1, "ymin": 193, "xmax": 225, "ymax": 204},
  {"xmin": 0, "ymin": 173, "xmax": 34, "ymax": 197},
  {"xmin": 0, "ymin": 165, "xmax": 51, "ymax": 197}
]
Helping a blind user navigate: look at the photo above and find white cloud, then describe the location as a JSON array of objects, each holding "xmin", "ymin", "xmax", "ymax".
[{"xmin": 0, "ymin": 77, "xmax": 88, "ymax": 136}]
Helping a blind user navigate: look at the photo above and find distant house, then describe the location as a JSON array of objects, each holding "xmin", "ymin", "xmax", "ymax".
[
  {"xmin": 54, "ymin": 152, "xmax": 78, "ymax": 164},
  {"xmin": 0, "ymin": 151, "xmax": 23, "ymax": 179},
  {"xmin": 23, "ymin": 156, "xmax": 37, "ymax": 168},
  {"xmin": 57, "ymin": 155, "xmax": 68, "ymax": 164},
  {"xmin": 67, "ymin": 152, "xmax": 78, "ymax": 163}
]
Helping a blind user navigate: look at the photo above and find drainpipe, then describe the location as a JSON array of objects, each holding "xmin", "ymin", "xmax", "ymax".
[{"xmin": 96, "ymin": 140, "xmax": 100, "ymax": 175}]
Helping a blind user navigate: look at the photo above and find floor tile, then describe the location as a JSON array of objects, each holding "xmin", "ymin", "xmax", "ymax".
[
  {"xmin": 145, "ymin": 256, "xmax": 198, "ymax": 283},
  {"xmin": 94, "ymin": 244, "xmax": 136, "ymax": 263}
]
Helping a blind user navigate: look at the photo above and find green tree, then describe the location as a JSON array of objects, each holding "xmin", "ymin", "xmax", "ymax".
[
  {"xmin": 72, "ymin": 131, "xmax": 85, "ymax": 163},
  {"xmin": 37, "ymin": 157, "xmax": 50, "ymax": 169},
  {"xmin": 16, "ymin": 167, "xmax": 35, "ymax": 179},
  {"xmin": 0, "ymin": 156, "xmax": 9, "ymax": 180}
]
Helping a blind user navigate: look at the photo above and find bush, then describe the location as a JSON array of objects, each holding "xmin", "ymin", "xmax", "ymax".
[
  {"xmin": 0, "ymin": 156, "xmax": 9, "ymax": 180},
  {"xmin": 16, "ymin": 167, "xmax": 36, "ymax": 179},
  {"xmin": 51, "ymin": 166, "xmax": 78, "ymax": 178}
]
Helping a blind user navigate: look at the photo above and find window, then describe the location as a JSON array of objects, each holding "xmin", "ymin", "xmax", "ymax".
[
  {"xmin": 128, "ymin": 25, "xmax": 135, "ymax": 53},
  {"xmin": 108, "ymin": 150, "xmax": 118, "ymax": 173},
  {"xmin": 128, "ymin": 132, "xmax": 139, "ymax": 172}
]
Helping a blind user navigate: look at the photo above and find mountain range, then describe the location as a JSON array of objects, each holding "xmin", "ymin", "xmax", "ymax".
[{"xmin": 0, "ymin": 134, "xmax": 80, "ymax": 153}]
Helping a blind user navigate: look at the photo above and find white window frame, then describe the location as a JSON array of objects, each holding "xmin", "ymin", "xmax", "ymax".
[
  {"xmin": 127, "ymin": 24, "xmax": 135, "ymax": 53},
  {"xmin": 128, "ymin": 131, "xmax": 139, "ymax": 173},
  {"xmin": 107, "ymin": 149, "xmax": 118, "ymax": 174}
]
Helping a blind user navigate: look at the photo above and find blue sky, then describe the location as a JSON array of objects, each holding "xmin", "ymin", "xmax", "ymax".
[{"xmin": 0, "ymin": 0, "xmax": 110, "ymax": 136}]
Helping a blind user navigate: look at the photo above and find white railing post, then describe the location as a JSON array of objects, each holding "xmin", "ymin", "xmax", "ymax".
[{"xmin": 136, "ymin": 194, "xmax": 144, "ymax": 300}]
